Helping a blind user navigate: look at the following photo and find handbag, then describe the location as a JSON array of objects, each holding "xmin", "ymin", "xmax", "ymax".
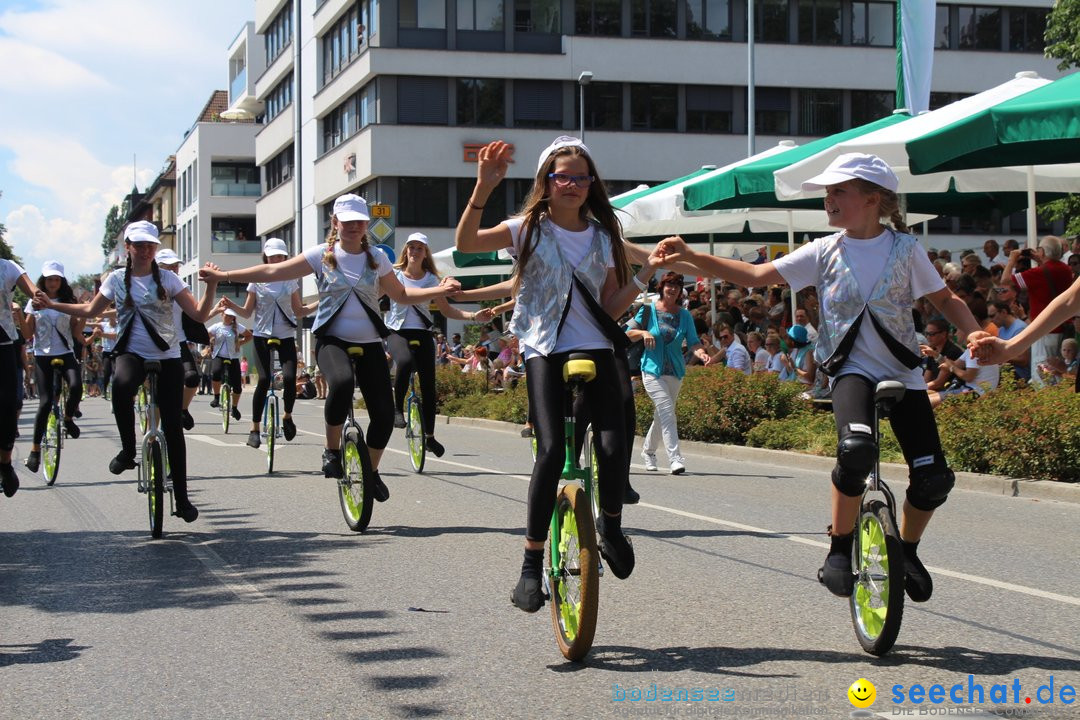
[{"xmin": 625, "ymin": 303, "xmax": 653, "ymax": 372}]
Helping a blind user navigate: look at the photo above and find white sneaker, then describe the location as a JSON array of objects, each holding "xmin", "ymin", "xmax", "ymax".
[
  {"xmin": 642, "ymin": 453, "xmax": 658, "ymax": 472},
  {"xmin": 670, "ymin": 460, "xmax": 686, "ymax": 475}
]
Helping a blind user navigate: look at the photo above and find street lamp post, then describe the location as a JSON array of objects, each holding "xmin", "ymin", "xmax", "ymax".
[{"xmin": 577, "ymin": 71, "xmax": 593, "ymax": 141}]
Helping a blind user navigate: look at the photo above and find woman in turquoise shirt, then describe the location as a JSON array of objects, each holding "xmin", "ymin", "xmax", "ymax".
[{"xmin": 626, "ymin": 272, "xmax": 712, "ymax": 475}]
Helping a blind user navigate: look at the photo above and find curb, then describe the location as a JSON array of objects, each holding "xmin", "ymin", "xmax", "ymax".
[{"xmin": 438, "ymin": 414, "xmax": 1080, "ymax": 506}]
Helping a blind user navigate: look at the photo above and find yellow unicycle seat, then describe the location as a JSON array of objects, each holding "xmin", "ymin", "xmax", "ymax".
[
  {"xmin": 563, "ymin": 354, "xmax": 596, "ymax": 383},
  {"xmin": 347, "ymin": 346, "xmax": 365, "ymax": 357}
]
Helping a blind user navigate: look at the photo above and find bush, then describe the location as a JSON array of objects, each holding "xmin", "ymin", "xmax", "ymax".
[
  {"xmin": 435, "ymin": 366, "xmax": 529, "ymax": 423},
  {"xmin": 747, "ymin": 412, "xmax": 906, "ymax": 464}
]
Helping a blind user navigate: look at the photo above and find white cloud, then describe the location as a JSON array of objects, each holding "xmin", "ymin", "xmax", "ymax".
[
  {"xmin": 0, "ymin": 38, "xmax": 111, "ymax": 92},
  {"xmin": 6, "ymin": 203, "xmax": 109, "ymax": 280}
]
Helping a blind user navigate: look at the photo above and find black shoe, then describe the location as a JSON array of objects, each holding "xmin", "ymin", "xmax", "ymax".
[
  {"xmin": 596, "ymin": 513, "xmax": 635, "ymax": 580},
  {"xmin": 0, "ymin": 463, "xmax": 19, "ymax": 497},
  {"xmin": 246, "ymin": 431, "xmax": 261, "ymax": 449},
  {"xmin": 64, "ymin": 419, "xmax": 80, "ymax": 439},
  {"xmin": 231, "ymin": 406, "xmax": 241, "ymax": 421},
  {"xmin": 209, "ymin": 397, "xmax": 220, "ymax": 409},
  {"xmin": 623, "ymin": 483, "xmax": 641, "ymax": 505},
  {"xmin": 819, "ymin": 530, "xmax": 855, "ymax": 597},
  {"xmin": 73, "ymin": 409, "xmax": 82, "ymax": 419},
  {"xmin": 371, "ymin": 470, "xmax": 389, "ymax": 502},
  {"xmin": 322, "ymin": 449, "xmax": 344, "ymax": 479},
  {"xmin": 520, "ymin": 426, "xmax": 534, "ymax": 438},
  {"xmin": 903, "ymin": 540, "xmax": 933, "ymax": 603},
  {"xmin": 393, "ymin": 411, "xmax": 406, "ymax": 429},
  {"xmin": 181, "ymin": 409, "xmax": 194, "ymax": 431},
  {"xmin": 510, "ymin": 574, "xmax": 545, "ymax": 613},
  {"xmin": 109, "ymin": 452, "xmax": 136, "ymax": 475},
  {"xmin": 282, "ymin": 417, "xmax": 296, "ymax": 441},
  {"xmin": 173, "ymin": 499, "xmax": 199, "ymax": 523},
  {"xmin": 425, "ymin": 436, "xmax": 445, "ymax": 457},
  {"xmin": 24, "ymin": 451, "xmax": 40, "ymax": 473}
]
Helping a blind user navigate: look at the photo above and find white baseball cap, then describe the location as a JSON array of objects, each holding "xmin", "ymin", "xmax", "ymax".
[
  {"xmin": 155, "ymin": 248, "xmax": 180, "ymax": 265},
  {"xmin": 41, "ymin": 260, "xmax": 65, "ymax": 279},
  {"xmin": 405, "ymin": 232, "xmax": 429, "ymax": 246},
  {"xmin": 124, "ymin": 220, "xmax": 161, "ymax": 245},
  {"xmin": 333, "ymin": 194, "xmax": 370, "ymax": 222},
  {"xmin": 263, "ymin": 238, "xmax": 289, "ymax": 257},
  {"xmin": 224, "ymin": 308, "xmax": 238, "ymax": 318},
  {"xmin": 801, "ymin": 152, "xmax": 899, "ymax": 194},
  {"xmin": 537, "ymin": 136, "xmax": 591, "ymax": 172}
]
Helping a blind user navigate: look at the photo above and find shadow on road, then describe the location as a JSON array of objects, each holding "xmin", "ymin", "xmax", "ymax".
[{"xmin": 0, "ymin": 638, "xmax": 89, "ymax": 666}]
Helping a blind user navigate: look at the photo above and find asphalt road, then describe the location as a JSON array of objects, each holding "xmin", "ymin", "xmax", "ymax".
[{"xmin": 2, "ymin": 394, "xmax": 1078, "ymax": 720}]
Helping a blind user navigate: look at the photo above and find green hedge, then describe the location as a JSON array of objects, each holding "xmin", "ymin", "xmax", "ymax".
[{"xmin": 435, "ymin": 364, "xmax": 1079, "ymax": 483}]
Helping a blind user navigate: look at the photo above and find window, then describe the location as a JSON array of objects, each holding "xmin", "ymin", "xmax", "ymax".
[
  {"xmin": 266, "ymin": 222, "xmax": 294, "ymax": 253},
  {"xmin": 575, "ymin": 0, "xmax": 621, "ymax": 35},
  {"xmin": 265, "ymin": 75, "xmax": 293, "ymax": 123},
  {"xmin": 323, "ymin": 82, "xmax": 378, "ymax": 152},
  {"xmin": 457, "ymin": 179, "xmax": 507, "ymax": 227},
  {"xmin": 398, "ymin": 77, "xmax": 448, "ymax": 125},
  {"xmin": 400, "ymin": 0, "xmax": 447, "ymax": 28},
  {"xmin": 686, "ymin": 0, "xmax": 731, "ymax": 40},
  {"xmin": 630, "ymin": 84, "xmax": 677, "ymax": 131},
  {"xmin": 514, "ymin": 0, "xmax": 560, "ymax": 33},
  {"xmin": 191, "ymin": 159, "xmax": 198, "ymax": 204},
  {"xmin": 754, "ymin": 87, "xmax": 790, "ymax": 134},
  {"xmin": 798, "ymin": 88, "xmax": 842, "ymax": 135},
  {"xmin": 851, "ymin": 1, "xmax": 893, "ymax": 46},
  {"xmin": 686, "ymin": 85, "xmax": 733, "ymax": 133},
  {"xmin": 934, "ymin": 5, "xmax": 950, "ymax": 48},
  {"xmin": 321, "ymin": 5, "xmax": 364, "ymax": 86},
  {"xmin": 1009, "ymin": 8, "xmax": 1047, "ymax": 52},
  {"xmin": 584, "ymin": 82, "xmax": 622, "ymax": 130},
  {"xmin": 514, "ymin": 80, "xmax": 562, "ymax": 129},
  {"xmin": 631, "ymin": 0, "xmax": 676, "ymax": 38},
  {"xmin": 851, "ymin": 90, "xmax": 894, "ymax": 127},
  {"xmin": 264, "ymin": 1, "xmax": 293, "ymax": 65},
  {"xmin": 458, "ymin": 78, "xmax": 505, "ymax": 126},
  {"xmin": 458, "ymin": 0, "xmax": 504, "ymax": 30},
  {"xmin": 755, "ymin": 0, "xmax": 789, "ymax": 42},
  {"xmin": 798, "ymin": 0, "xmax": 841, "ymax": 45},
  {"xmin": 399, "ymin": 178, "xmax": 450, "ymax": 226},
  {"xmin": 211, "ymin": 218, "xmax": 259, "ymax": 253},
  {"xmin": 958, "ymin": 6, "xmax": 1001, "ymax": 51},
  {"xmin": 211, "ymin": 164, "xmax": 260, "ymax": 197},
  {"xmin": 265, "ymin": 145, "xmax": 294, "ymax": 192}
]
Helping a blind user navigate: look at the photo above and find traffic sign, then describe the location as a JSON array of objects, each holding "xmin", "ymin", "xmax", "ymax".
[{"xmin": 370, "ymin": 204, "xmax": 392, "ymax": 218}]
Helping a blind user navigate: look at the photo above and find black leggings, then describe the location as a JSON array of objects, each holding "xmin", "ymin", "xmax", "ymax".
[
  {"xmin": 211, "ymin": 357, "xmax": 243, "ymax": 397},
  {"xmin": 102, "ymin": 351, "xmax": 114, "ymax": 392},
  {"xmin": 316, "ymin": 337, "xmax": 394, "ymax": 451},
  {"xmin": 387, "ymin": 329, "xmax": 437, "ymax": 435},
  {"xmin": 525, "ymin": 349, "xmax": 627, "ymax": 542},
  {"xmin": 111, "ymin": 354, "xmax": 190, "ymax": 496},
  {"xmin": 573, "ymin": 349, "xmax": 636, "ymax": 467},
  {"xmin": 179, "ymin": 343, "xmax": 199, "ymax": 388},
  {"xmin": 251, "ymin": 336, "xmax": 297, "ymax": 420},
  {"xmin": 33, "ymin": 353, "xmax": 82, "ymax": 445},
  {"xmin": 0, "ymin": 344, "xmax": 18, "ymax": 452}
]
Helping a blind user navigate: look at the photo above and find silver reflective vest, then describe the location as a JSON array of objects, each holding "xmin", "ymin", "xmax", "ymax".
[
  {"xmin": 0, "ymin": 266, "xmax": 18, "ymax": 344},
  {"xmin": 112, "ymin": 270, "xmax": 178, "ymax": 351},
  {"xmin": 385, "ymin": 270, "xmax": 434, "ymax": 331},
  {"xmin": 31, "ymin": 307, "xmax": 74, "ymax": 355},
  {"xmin": 252, "ymin": 282, "xmax": 298, "ymax": 337},
  {"xmin": 507, "ymin": 218, "xmax": 610, "ymax": 357},
  {"xmin": 310, "ymin": 244, "xmax": 387, "ymax": 337},
  {"xmin": 813, "ymin": 231, "xmax": 921, "ymax": 371}
]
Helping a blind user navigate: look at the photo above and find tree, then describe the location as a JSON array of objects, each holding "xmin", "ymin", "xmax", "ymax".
[
  {"xmin": 0, "ymin": 191, "xmax": 22, "ymax": 265},
  {"xmin": 1038, "ymin": 0, "xmax": 1080, "ymax": 234},
  {"xmin": 102, "ymin": 204, "xmax": 124, "ymax": 256}
]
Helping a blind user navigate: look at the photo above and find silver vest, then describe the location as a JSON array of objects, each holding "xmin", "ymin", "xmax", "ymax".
[
  {"xmin": 113, "ymin": 270, "xmax": 179, "ymax": 351},
  {"xmin": 32, "ymin": 308, "xmax": 74, "ymax": 355},
  {"xmin": 814, "ymin": 231, "xmax": 921, "ymax": 369},
  {"xmin": 385, "ymin": 270, "xmax": 434, "ymax": 331},
  {"xmin": 311, "ymin": 245, "xmax": 385, "ymax": 337},
  {"xmin": 508, "ymin": 218, "xmax": 610, "ymax": 357},
  {"xmin": 253, "ymin": 282, "xmax": 297, "ymax": 337},
  {"xmin": 0, "ymin": 269, "xmax": 17, "ymax": 344}
]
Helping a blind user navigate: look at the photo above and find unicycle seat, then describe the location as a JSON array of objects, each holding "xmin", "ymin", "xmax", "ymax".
[
  {"xmin": 563, "ymin": 354, "xmax": 596, "ymax": 383},
  {"xmin": 873, "ymin": 381, "xmax": 905, "ymax": 413}
]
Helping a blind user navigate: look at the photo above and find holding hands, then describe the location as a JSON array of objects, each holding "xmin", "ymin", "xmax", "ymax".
[
  {"xmin": 198, "ymin": 262, "xmax": 223, "ymax": 285},
  {"xmin": 439, "ymin": 276, "xmax": 462, "ymax": 296},
  {"xmin": 655, "ymin": 236, "xmax": 694, "ymax": 266}
]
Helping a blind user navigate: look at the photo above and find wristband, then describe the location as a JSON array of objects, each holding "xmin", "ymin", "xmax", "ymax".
[
  {"xmin": 468, "ymin": 201, "xmax": 485, "ymax": 211},
  {"xmin": 632, "ymin": 275, "xmax": 647, "ymax": 291}
]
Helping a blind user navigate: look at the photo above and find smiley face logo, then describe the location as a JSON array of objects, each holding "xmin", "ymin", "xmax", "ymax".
[{"xmin": 848, "ymin": 678, "xmax": 876, "ymax": 708}]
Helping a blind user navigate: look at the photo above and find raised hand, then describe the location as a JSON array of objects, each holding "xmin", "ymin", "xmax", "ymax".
[{"xmin": 476, "ymin": 141, "xmax": 513, "ymax": 192}]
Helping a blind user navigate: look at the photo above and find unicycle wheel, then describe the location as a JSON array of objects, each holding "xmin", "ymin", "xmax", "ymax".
[
  {"xmin": 850, "ymin": 499, "xmax": 905, "ymax": 655},
  {"xmin": 338, "ymin": 429, "xmax": 374, "ymax": 532},
  {"xmin": 407, "ymin": 398, "xmax": 425, "ymax": 473},
  {"xmin": 547, "ymin": 484, "xmax": 599, "ymax": 661}
]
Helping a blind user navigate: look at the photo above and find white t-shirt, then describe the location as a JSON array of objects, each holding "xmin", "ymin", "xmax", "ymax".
[
  {"xmin": 765, "ymin": 352, "xmax": 785, "ymax": 374},
  {"xmin": 247, "ymin": 280, "xmax": 300, "ymax": 338},
  {"xmin": 100, "ymin": 270, "xmax": 187, "ymax": 360},
  {"xmin": 752, "ymin": 347, "xmax": 770, "ymax": 370},
  {"xmin": 100, "ymin": 318, "xmax": 117, "ymax": 352},
  {"xmin": 394, "ymin": 271, "xmax": 438, "ymax": 331},
  {"xmin": 304, "ymin": 243, "xmax": 393, "ymax": 344},
  {"xmin": 505, "ymin": 217, "xmax": 614, "ymax": 360},
  {"xmin": 724, "ymin": 337, "xmax": 752, "ymax": 375},
  {"xmin": 0, "ymin": 260, "xmax": 23, "ymax": 345},
  {"xmin": 207, "ymin": 321, "xmax": 247, "ymax": 359},
  {"xmin": 773, "ymin": 230, "xmax": 944, "ymax": 390},
  {"xmin": 958, "ymin": 349, "xmax": 999, "ymax": 394},
  {"xmin": 24, "ymin": 301, "xmax": 73, "ymax": 357}
]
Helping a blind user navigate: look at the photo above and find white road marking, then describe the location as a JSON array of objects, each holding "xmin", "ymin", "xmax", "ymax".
[{"xmin": 187, "ymin": 434, "xmax": 248, "ymax": 448}]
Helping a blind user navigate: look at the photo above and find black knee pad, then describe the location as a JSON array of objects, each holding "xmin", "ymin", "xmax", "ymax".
[
  {"xmin": 906, "ymin": 459, "xmax": 955, "ymax": 511},
  {"xmin": 183, "ymin": 370, "xmax": 200, "ymax": 388},
  {"xmin": 832, "ymin": 423, "xmax": 877, "ymax": 497}
]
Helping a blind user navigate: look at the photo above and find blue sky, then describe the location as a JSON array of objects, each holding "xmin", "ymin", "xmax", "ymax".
[{"xmin": 0, "ymin": 0, "xmax": 254, "ymax": 281}]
